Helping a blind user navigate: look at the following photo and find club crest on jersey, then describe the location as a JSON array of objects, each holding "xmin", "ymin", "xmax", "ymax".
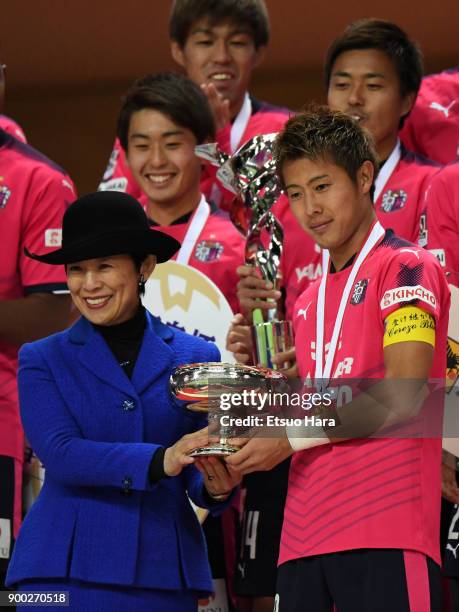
[
  {"xmin": 45, "ymin": 228, "xmax": 62, "ymax": 247},
  {"xmin": 381, "ymin": 189, "xmax": 407, "ymax": 213},
  {"xmin": 194, "ymin": 240, "xmax": 224, "ymax": 262},
  {"xmin": 350, "ymin": 279, "xmax": 368, "ymax": 305},
  {"xmin": 0, "ymin": 185, "xmax": 11, "ymax": 209}
]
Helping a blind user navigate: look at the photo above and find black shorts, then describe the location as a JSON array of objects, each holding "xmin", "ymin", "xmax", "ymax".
[
  {"xmin": 444, "ymin": 503, "xmax": 459, "ymax": 578},
  {"xmin": 276, "ymin": 549, "xmax": 442, "ymax": 612},
  {"xmin": 0, "ymin": 455, "xmax": 16, "ymax": 581},
  {"xmin": 234, "ymin": 459, "xmax": 290, "ymax": 597}
]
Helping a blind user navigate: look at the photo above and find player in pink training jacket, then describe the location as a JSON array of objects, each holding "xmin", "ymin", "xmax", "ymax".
[
  {"xmin": 400, "ymin": 67, "xmax": 459, "ymax": 164},
  {"xmin": 0, "ymin": 131, "xmax": 76, "ymax": 589},
  {"xmin": 226, "ymin": 107, "xmax": 450, "ymax": 612}
]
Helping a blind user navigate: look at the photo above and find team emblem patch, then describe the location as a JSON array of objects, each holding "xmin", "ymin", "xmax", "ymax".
[
  {"xmin": 194, "ymin": 240, "xmax": 224, "ymax": 262},
  {"xmin": 381, "ymin": 189, "xmax": 407, "ymax": 212},
  {"xmin": 350, "ymin": 279, "xmax": 368, "ymax": 305},
  {"xmin": 45, "ymin": 228, "xmax": 62, "ymax": 247},
  {"xmin": 0, "ymin": 185, "xmax": 11, "ymax": 209}
]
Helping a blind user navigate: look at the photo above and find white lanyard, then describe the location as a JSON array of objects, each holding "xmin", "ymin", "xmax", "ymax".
[
  {"xmin": 373, "ymin": 140, "xmax": 401, "ymax": 202},
  {"xmin": 315, "ymin": 221, "xmax": 386, "ymax": 386},
  {"xmin": 230, "ymin": 93, "xmax": 252, "ymax": 153},
  {"xmin": 175, "ymin": 195, "xmax": 210, "ymax": 265}
]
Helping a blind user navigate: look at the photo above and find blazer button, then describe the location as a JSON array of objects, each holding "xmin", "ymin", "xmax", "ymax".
[
  {"xmin": 122, "ymin": 399, "xmax": 135, "ymax": 411},
  {"xmin": 122, "ymin": 476, "xmax": 132, "ymax": 495}
]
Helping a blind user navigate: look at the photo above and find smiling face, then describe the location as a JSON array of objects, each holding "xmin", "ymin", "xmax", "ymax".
[
  {"xmin": 282, "ymin": 157, "xmax": 375, "ymax": 269},
  {"xmin": 67, "ymin": 254, "xmax": 156, "ymax": 326},
  {"xmin": 126, "ymin": 109, "xmax": 202, "ymax": 217},
  {"xmin": 171, "ymin": 18, "xmax": 264, "ymax": 118},
  {"xmin": 327, "ymin": 49, "xmax": 415, "ymax": 160}
]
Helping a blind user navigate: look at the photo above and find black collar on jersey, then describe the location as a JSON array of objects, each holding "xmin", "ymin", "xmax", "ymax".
[
  {"xmin": 330, "ymin": 254, "xmax": 356, "ymax": 274},
  {"xmin": 0, "ymin": 128, "xmax": 8, "ymax": 147},
  {"xmin": 24, "ymin": 191, "xmax": 181, "ymax": 265},
  {"xmin": 148, "ymin": 200, "xmax": 218, "ymax": 227}
]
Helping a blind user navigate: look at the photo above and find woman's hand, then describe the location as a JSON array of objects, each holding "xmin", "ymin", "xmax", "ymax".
[
  {"xmin": 194, "ymin": 456, "xmax": 242, "ymax": 500},
  {"xmin": 163, "ymin": 427, "xmax": 209, "ymax": 477}
]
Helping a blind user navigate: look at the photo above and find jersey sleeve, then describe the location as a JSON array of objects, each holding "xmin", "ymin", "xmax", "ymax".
[
  {"xmin": 20, "ymin": 168, "xmax": 76, "ymax": 293},
  {"xmin": 426, "ymin": 166, "xmax": 459, "ymax": 287},
  {"xmin": 98, "ymin": 137, "xmax": 143, "ymax": 199},
  {"xmin": 379, "ymin": 248, "xmax": 446, "ymax": 325}
]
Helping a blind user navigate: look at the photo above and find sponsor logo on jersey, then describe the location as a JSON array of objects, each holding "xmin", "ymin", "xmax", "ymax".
[
  {"xmin": 98, "ymin": 177, "xmax": 128, "ymax": 192},
  {"xmin": 381, "ymin": 189, "xmax": 407, "ymax": 213},
  {"xmin": 350, "ymin": 279, "xmax": 368, "ymax": 305},
  {"xmin": 0, "ymin": 518, "xmax": 11, "ymax": 559},
  {"xmin": 194, "ymin": 240, "xmax": 224, "ymax": 262},
  {"xmin": 428, "ymin": 248, "xmax": 446, "ymax": 267},
  {"xmin": 45, "ymin": 228, "xmax": 62, "ymax": 247},
  {"xmin": 295, "ymin": 262, "xmax": 322, "ymax": 282},
  {"xmin": 0, "ymin": 185, "xmax": 11, "ymax": 209},
  {"xmin": 429, "ymin": 99, "xmax": 456, "ymax": 118},
  {"xmin": 380, "ymin": 285, "xmax": 437, "ymax": 310},
  {"xmin": 102, "ymin": 149, "xmax": 119, "ymax": 181},
  {"xmin": 297, "ymin": 301, "xmax": 312, "ymax": 320}
]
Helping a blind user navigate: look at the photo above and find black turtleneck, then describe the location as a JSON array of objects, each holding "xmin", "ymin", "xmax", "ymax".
[{"xmin": 95, "ymin": 305, "xmax": 146, "ymax": 379}]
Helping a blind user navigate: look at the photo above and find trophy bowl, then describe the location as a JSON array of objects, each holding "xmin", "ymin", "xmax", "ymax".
[{"xmin": 170, "ymin": 362, "xmax": 287, "ymax": 456}]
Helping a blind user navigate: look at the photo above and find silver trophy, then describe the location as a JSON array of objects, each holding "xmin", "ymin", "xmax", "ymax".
[
  {"xmin": 170, "ymin": 362, "xmax": 287, "ymax": 456},
  {"xmin": 196, "ymin": 135, "xmax": 293, "ymax": 369}
]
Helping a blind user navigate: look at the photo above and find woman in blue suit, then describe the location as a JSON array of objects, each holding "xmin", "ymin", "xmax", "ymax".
[{"xmin": 6, "ymin": 191, "xmax": 240, "ymax": 611}]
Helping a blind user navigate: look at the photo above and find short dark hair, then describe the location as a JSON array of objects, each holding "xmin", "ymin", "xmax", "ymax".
[
  {"xmin": 169, "ymin": 0, "xmax": 269, "ymax": 49},
  {"xmin": 324, "ymin": 19, "xmax": 423, "ymax": 99},
  {"xmin": 117, "ymin": 72, "xmax": 215, "ymax": 151},
  {"xmin": 274, "ymin": 105, "xmax": 379, "ymax": 195}
]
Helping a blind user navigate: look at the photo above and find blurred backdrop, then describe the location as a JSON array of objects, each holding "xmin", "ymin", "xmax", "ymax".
[{"xmin": 2, "ymin": 0, "xmax": 458, "ymax": 193}]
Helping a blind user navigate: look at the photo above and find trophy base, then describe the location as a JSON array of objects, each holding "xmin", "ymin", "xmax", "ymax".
[{"xmin": 188, "ymin": 444, "xmax": 239, "ymax": 457}]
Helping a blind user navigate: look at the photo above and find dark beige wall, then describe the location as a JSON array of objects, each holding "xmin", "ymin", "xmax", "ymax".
[{"xmin": 3, "ymin": 0, "xmax": 458, "ymax": 194}]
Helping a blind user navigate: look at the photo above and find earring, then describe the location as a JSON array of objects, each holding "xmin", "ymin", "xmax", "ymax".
[{"xmin": 138, "ymin": 273, "xmax": 146, "ymax": 295}]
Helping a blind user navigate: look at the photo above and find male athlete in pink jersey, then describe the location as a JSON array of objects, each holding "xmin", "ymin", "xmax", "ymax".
[{"xmin": 226, "ymin": 107, "xmax": 449, "ymax": 611}]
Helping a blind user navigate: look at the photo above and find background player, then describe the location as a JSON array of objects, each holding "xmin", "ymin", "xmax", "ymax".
[
  {"xmin": 100, "ymin": 0, "xmax": 290, "ymax": 208},
  {"xmin": 0, "ymin": 121, "xmax": 76, "ymax": 588}
]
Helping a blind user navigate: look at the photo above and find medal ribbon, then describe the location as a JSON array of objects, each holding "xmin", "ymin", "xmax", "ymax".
[
  {"xmin": 175, "ymin": 195, "xmax": 210, "ymax": 265},
  {"xmin": 373, "ymin": 140, "xmax": 401, "ymax": 202},
  {"xmin": 230, "ymin": 93, "xmax": 252, "ymax": 153},
  {"xmin": 315, "ymin": 221, "xmax": 386, "ymax": 387}
]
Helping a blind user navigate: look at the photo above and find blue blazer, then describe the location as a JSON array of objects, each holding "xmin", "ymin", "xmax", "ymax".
[{"xmin": 7, "ymin": 312, "xmax": 225, "ymax": 591}]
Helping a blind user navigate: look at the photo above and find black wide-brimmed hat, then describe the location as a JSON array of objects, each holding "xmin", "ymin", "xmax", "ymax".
[{"xmin": 25, "ymin": 191, "xmax": 181, "ymax": 265}]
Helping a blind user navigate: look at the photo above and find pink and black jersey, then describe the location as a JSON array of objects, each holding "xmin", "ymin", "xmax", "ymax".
[
  {"xmin": 150, "ymin": 205, "xmax": 244, "ymax": 313},
  {"xmin": 98, "ymin": 96, "xmax": 291, "ymax": 205},
  {"xmin": 0, "ymin": 129, "xmax": 76, "ymax": 461},
  {"xmin": 0, "ymin": 114, "xmax": 26, "ymax": 144},
  {"xmin": 424, "ymin": 163, "xmax": 459, "ymax": 287},
  {"xmin": 375, "ymin": 144, "xmax": 440, "ymax": 243},
  {"xmin": 400, "ymin": 67, "xmax": 459, "ymax": 164},
  {"xmin": 280, "ymin": 231, "xmax": 449, "ymax": 567}
]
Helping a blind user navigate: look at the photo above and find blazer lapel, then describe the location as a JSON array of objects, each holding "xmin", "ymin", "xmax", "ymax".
[
  {"xmin": 69, "ymin": 317, "xmax": 134, "ymax": 396},
  {"xmin": 131, "ymin": 312, "xmax": 175, "ymax": 394}
]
